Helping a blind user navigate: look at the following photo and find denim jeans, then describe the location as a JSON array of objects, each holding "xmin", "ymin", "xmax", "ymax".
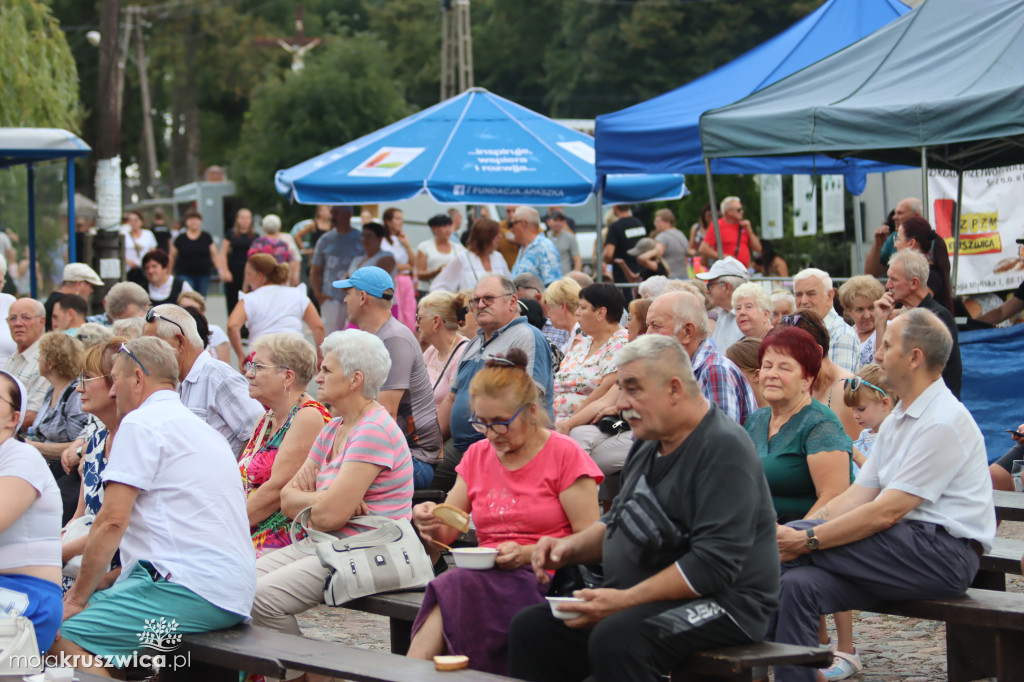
[
  {"xmin": 178, "ymin": 274, "xmax": 212, "ymax": 296},
  {"xmin": 411, "ymin": 458, "xmax": 435, "ymax": 489}
]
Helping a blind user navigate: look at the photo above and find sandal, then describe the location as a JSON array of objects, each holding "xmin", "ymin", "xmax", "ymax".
[{"xmin": 820, "ymin": 648, "xmax": 862, "ymax": 681}]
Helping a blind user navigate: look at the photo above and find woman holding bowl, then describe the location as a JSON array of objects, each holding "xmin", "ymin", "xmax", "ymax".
[{"xmin": 409, "ymin": 349, "xmax": 601, "ymax": 674}]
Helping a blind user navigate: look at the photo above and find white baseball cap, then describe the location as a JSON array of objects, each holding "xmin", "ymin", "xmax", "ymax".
[
  {"xmin": 695, "ymin": 256, "xmax": 749, "ymax": 281},
  {"xmin": 62, "ymin": 263, "xmax": 104, "ymax": 286}
]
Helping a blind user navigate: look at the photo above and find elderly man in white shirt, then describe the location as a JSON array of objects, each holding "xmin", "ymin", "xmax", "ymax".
[
  {"xmin": 696, "ymin": 256, "xmax": 749, "ymax": 351},
  {"xmin": 142, "ymin": 303, "xmax": 263, "ymax": 457},
  {"xmin": 54, "ymin": 337, "xmax": 255, "ymax": 674},
  {"xmin": 3, "ymin": 297, "xmax": 49, "ymax": 427},
  {"xmin": 793, "ymin": 267, "xmax": 861, "ymax": 373},
  {"xmin": 769, "ymin": 308, "xmax": 995, "ymax": 682}
]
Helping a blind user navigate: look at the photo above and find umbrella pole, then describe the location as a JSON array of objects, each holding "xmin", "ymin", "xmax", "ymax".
[
  {"xmin": 921, "ymin": 147, "xmax": 930, "ymax": 221},
  {"xmin": 705, "ymin": 159, "xmax": 724, "ymax": 260},
  {"xmin": 67, "ymin": 158, "xmax": 76, "ymax": 263},
  {"xmin": 951, "ymin": 169, "xmax": 964, "ymax": 296},
  {"xmin": 595, "ymin": 184, "xmax": 603, "ymax": 280}
]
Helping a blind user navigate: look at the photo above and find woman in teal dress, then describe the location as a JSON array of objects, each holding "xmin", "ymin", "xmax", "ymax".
[{"xmin": 744, "ymin": 325, "xmax": 858, "ymax": 681}]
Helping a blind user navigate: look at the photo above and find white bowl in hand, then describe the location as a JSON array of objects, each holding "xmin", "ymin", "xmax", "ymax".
[
  {"xmin": 546, "ymin": 596, "xmax": 585, "ymax": 620},
  {"xmin": 451, "ymin": 547, "xmax": 498, "ymax": 570}
]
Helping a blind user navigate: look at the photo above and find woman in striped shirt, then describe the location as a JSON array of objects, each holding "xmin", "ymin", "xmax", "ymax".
[{"xmin": 249, "ymin": 330, "xmax": 414, "ymax": 649}]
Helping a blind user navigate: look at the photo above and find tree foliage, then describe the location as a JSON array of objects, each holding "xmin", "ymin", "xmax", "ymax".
[
  {"xmin": 0, "ymin": 0, "xmax": 82, "ymax": 130},
  {"xmin": 232, "ymin": 35, "xmax": 410, "ymax": 219}
]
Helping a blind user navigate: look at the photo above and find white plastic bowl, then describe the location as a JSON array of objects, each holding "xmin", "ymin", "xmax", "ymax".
[
  {"xmin": 546, "ymin": 596, "xmax": 585, "ymax": 620},
  {"xmin": 451, "ymin": 547, "xmax": 498, "ymax": 570}
]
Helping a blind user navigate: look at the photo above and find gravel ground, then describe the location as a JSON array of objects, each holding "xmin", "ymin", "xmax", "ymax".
[{"xmin": 295, "ymin": 522, "xmax": 1024, "ymax": 681}]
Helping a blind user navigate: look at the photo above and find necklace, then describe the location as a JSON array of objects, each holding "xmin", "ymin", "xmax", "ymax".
[{"xmin": 438, "ymin": 333, "xmax": 460, "ymax": 363}]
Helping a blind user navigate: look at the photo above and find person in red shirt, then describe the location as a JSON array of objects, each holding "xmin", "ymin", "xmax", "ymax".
[{"xmin": 699, "ymin": 197, "xmax": 762, "ymax": 268}]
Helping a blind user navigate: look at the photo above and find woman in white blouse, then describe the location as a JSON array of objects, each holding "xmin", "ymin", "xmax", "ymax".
[
  {"xmin": 227, "ymin": 254, "xmax": 325, "ymax": 371},
  {"xmin": 429, "ymin": 218, "xmax": 509, "ymax": 293},
  {"xmin": 415, "ymin": 214, "xmax": 465, "ymax": 296}
]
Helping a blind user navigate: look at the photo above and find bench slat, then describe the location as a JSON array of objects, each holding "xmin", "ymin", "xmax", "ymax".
[
  {"xmin": 874, "ymin": 588, "xmax": 1024, "ymax": 629},
  {"xmin": 994, "ymin": 491, "xmax": 1024, "ymax": 522},
  {"xmin": 677, "ymin": 642, "xmax": 832, "ymax": 675},
  {"xmin": 180, "ymin": 624, "xmax": 513, "ymax": 681}
]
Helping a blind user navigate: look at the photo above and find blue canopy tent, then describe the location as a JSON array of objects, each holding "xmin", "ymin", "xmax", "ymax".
[
  {"xmin": 594, "ymin": 0, "xmax": 910, "ymax": 195},
  {"xmin": 276, "ymin": 87, "xmax": 687, "ymax": 207},
  {"xmin": 0, "ymin": 128, "xmax": 91, "ymax": 297}
]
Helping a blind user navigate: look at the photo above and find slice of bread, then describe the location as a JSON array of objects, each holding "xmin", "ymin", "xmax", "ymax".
[
  {"xmin": 432, "ymin": 504, "xmax": 470, "ymax": 534},
  {"xmin": 434, "ymin": 654, "xmax": 470, "ymax": 671}
]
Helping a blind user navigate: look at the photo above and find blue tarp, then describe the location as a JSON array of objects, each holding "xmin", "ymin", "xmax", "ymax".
[
  {"xmin": 959, "ymin": 325, "xmax": 1024, "ymax": 463},
  {"xmin": 276, "ymin": 88, "xmax": 686, "ymax": 207},
  {"xmin": 594, "ymin": 0, "xmax": 911, "ymax": 194}
]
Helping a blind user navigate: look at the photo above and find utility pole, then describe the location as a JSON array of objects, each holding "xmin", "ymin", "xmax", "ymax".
[
  {"xmin": 440, "ymin": 0, "xmax": 473, "ymax": 101},
  {"xmin": 95, "ymin": 0, "xmax": 124, "ymax": 231},
  {"xmin": 132, "ymin": 6, "xmax": 159, "ymax": 196}
]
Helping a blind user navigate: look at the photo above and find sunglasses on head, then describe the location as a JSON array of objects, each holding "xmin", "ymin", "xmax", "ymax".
[
  {"xmin": 145, "ymin": 308, "xmax": 185, "ymax": 337},
  {"xmin": 781, "ymin": 314, "xmax": 803, "ymax": 327},
  {"xmin": 117, "ymin": 342, "xmax": 149, "ymax": 375},
  {"xmin": 842, "ymin": 376, "xmax": 886, "ymax": 397}
]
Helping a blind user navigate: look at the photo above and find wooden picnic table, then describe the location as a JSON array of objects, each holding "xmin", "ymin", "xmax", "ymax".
[{"xmin": 994, "ymin": 490, "xmax": 1024, "ymax": 522}]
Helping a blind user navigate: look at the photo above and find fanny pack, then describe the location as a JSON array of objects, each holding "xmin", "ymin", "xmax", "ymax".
[{"xmin": 607, "ymin": 474, "xmax": 690, "ymax": 569}]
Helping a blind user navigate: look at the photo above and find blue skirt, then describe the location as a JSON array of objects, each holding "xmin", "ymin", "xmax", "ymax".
[{"xmin": 0, "ymin": 573, "xmax": 63, "ymax": 653}]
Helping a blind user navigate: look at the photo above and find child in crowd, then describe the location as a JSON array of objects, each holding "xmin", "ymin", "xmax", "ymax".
[
  {"xmin": 818, "ymin": 363, "xmax": 896, "ymax": 682},
  {"xmin": 844, "ymin": 363, "xmax": 896, "ymax": 472}
]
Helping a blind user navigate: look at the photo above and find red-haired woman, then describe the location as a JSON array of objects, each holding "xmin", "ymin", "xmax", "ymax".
[{"xmin": 744, "ymin": 325, "xmax": 858, "ymax": 680}]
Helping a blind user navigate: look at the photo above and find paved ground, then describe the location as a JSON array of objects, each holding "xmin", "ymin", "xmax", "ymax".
[{"xmin": 204, "ymin": 291, "xmax": 1014, "ymax": 680}]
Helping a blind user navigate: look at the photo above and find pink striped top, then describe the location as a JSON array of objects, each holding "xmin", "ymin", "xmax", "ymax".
[{"xmin": 309, "ymin": 405, "xmax": 414, "ymax": 537}]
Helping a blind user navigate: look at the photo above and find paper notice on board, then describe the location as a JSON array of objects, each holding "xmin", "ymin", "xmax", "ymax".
[
  {"xmin": 793, "ymin": 175, "xmax": 817, "ymax": 237},
  {"xmin": 822, "ymin": 175, "xmax": 845, "ymax": 234},
  {"xmin": 759, "ymin": 174, "xmax": 783, "ymax": 240}
]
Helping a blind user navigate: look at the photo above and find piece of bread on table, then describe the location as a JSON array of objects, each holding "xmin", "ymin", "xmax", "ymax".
[
  {"xmin": 432, "ymin": 504, "xmax": 470, "ymax": 534},
  {"xmin": 434, "ymin": 654, "xmax": 469, "ymax": 671}
]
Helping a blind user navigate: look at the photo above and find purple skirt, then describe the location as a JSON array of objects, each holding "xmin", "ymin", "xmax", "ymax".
[{"xmin": 411, "ymin": 565, "xmax": 548, "ymax": 675}]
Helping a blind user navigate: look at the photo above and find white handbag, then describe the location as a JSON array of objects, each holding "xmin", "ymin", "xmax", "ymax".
[
  {"xmin": 61, "ymin": 514, "xmax": 95, "ymax": 580},
  {"xmin": 0, "ymin": 616, "xmax": 42, "ymax": 675},
  {"xmin": 290, "ymin": 508, "xmax": 434, "ymax": 606}
]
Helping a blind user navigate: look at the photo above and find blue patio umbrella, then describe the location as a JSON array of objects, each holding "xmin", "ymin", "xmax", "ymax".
[{"xmin": 275, "ymin": 88, "xmax": 686, "ymax": 207}]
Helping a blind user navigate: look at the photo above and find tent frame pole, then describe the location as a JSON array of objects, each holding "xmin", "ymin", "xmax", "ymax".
[
  {"xmin": 852, "ymin": 193, "xmax": 864, "ymax": 275},
  {"xmin": 705, "ymin": 159, "xmax": 724, "ymax": 259},
  {"xmin": 67, "ymin": 158, "xmax": 76, "ymax": 263},
  {"xmin": 595, "ymin": 184, "xmax": 604, "ymax": 279},
  {"xmin": 951, "ymin": 170, "xmax": 964, "ymax": 295},
  {"xmin": 28, "ymin": 163, "xmax": 37, "ymax": 299},
  {"xmin": 921, "ymin": 147, "xmax": 930, "ymax": 221}
]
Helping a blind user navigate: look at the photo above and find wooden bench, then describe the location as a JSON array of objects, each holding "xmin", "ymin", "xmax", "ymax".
[
  {"xmin": 163, "ymin": 623, "xmax": 514, "ymax": 681},
  {"xmin": 976, "ymin": 536, "xmax": 1024, "ymax": 590},
  {"xmin": 873, "ymin": 587, "xmax": 1024, "ymax": 681},
  {"xmin": 995, "ymin": 489, "xmax": 1024, "ymax": 522},
  {"xmin": 344, "ymin": 591, "xmax": 831, "ymax": 681}
]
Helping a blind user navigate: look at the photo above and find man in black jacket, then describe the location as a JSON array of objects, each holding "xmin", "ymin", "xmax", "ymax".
[{"xmin": 508, "ymin": 334, "xmax": 779, "ymax": 682}]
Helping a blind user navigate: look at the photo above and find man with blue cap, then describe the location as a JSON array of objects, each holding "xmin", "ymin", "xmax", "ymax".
[{"xmin": 334, "ymin": 267, "xmax": 442, "ymax": 488}]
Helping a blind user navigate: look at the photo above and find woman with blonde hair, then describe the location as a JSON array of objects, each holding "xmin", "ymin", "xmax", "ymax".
[
  {"xmin": 239, "ymin": 333, "xmax": 330, "ymax": 556},
  {"xmin": 541, "ymin": 277, "xmax": 582, "ymax": 355},
  {"xmin": 417, "ymin": 291, "xmax": 471, "ymax": 408},
  {"xmin": 409, "ymin": 349, "xmax": 601, "ymax": 674},
  {"xmin": 731, "ymin": 282, "xmax": 774, "ymax": 340},
  {"xmin": 837, "ymin": 275, "xmax": 886, "ymax": 368},
  {"xmin": 228, "ymin": 253, "xmax": 325, "ymax": 371}
]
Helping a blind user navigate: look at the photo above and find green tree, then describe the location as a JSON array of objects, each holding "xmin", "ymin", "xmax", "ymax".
[
  {"xmin": 232, "ymin": 35, "xmax": 410, "ymax": 220},
  {"xmin": 0, "ymin": 0, "xmax": 82, "ymax": 130}
]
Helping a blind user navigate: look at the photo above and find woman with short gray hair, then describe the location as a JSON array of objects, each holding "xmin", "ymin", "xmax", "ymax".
[
  {"xmin": 250, "ymin": 329, "xmax": 414, "ymax": 649},
  {"xmin": 239, "ymin": 333, "xmax": 330, "ymax": 556}
]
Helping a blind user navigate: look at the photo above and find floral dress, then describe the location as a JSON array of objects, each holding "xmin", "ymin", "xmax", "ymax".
[
  {"xmin": 240, "ymin": 398, "xmax": 330, "ymax": 557},
  {"xmin": 552, "ymin": 328, "xmax": 629, "ymax": 424},
  {"xmin": 61, "ymin": 418, "xmax": 109, "ymax": 593}
]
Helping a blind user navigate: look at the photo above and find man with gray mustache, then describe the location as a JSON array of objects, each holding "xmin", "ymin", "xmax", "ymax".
[{"xmin": 509, "ymin": 334, "xmax": 779, "ymax": 682}]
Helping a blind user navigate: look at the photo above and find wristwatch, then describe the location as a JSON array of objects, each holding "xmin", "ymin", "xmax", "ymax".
[{"xmin": 805, "ymin": 528, "xmax": 820, "ymax": 551}]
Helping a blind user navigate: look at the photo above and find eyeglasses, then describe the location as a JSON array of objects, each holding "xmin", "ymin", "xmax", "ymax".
[
  {"xmin": 781, "ymin": 314, "xmax": 803, "ymax": 327},
  {"xmin": 77, "ymin": 373, "xmax": 111, "ymax": 385},
  {"xmin": 842, "ymin": 376, "xmax": 886, "ymax": 397},
  {"xmin": 6, "ymin": 314, "xmax": 41, "ymax": 324},
  {"xmin": 469, "ymin": 405, "xmax": 527, "ymax": 435},
  {"xmin": 470, "ymin": 293, "xmax": 511, "ymax": 308},
  {"xmin": 117, "ymin": 342, "xmax": 149, "ymax": 375},
  {"xmin": 145, "ymin": 309, "xmax": 185, "ymax": 337},
  {"xmin": 244, "ymin": 360, "xmax": 285, "ymax": 374}
]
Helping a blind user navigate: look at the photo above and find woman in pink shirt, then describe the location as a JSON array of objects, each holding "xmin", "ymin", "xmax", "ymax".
[
  {"xmin": 250, "ymin": 330, "xmax": 414, "ymax": 653},
  {"xmin": 408, "ymin": 349, "xmax": 602, "ymax": 675}
]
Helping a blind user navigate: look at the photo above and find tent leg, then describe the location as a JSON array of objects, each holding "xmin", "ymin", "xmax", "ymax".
[
  {"xmin": 853, "ymin": 193, "xmax": 864, "ymax": 275},
  {"xmin": 68, "ymin": 158, "xmax": 76, "ymax": 263},
  {"xmin": 595, "ymin": 185, "xmax": 604, "ymax": 280},
  {"xmin": 921, "ymin": 147, "xmax": 930, "ymax": 221},
  {"xmin": 28, "ymin": 163, "xmax": 37, "ymax": 299},
  {"xmin": 704, "ymin": 159, "xmax": 723, "ymax": 260},
  {"xmin": 951, "ymin": 170, "xmax": 964, "ymax": 296}
]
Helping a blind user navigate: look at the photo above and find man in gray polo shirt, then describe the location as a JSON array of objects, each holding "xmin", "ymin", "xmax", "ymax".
[
  {"xmin": 434, "ymin": 274, "xmax": 555, "ymax": 491},
  {"xmin": 337, "ymin": 266, "xmax": 442, "ymax": 488}
]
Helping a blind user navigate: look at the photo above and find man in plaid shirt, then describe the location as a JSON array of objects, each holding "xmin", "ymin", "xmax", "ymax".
[{"xmin": 646, "ymin": 291, "xmax": 756, "ymax": 425}]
